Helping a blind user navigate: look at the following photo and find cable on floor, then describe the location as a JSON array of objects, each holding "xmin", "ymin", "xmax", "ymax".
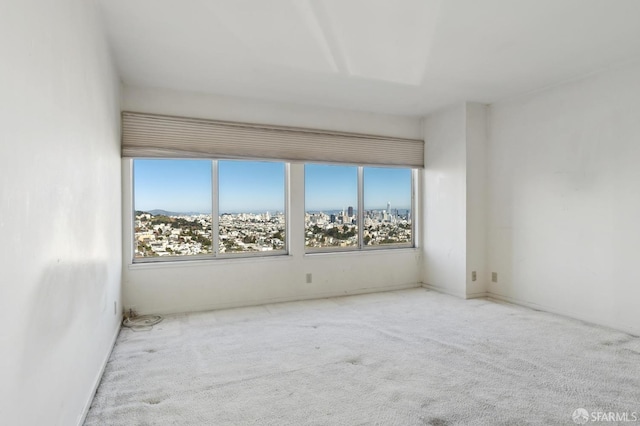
[{"xmin": 123, "ymin": 314, "xmax": 163, "ymax": 331}]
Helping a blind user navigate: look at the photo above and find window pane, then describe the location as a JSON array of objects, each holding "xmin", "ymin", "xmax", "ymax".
[
  {"xmin": 133, "ymin": 159, "xmax": 213, "ymax": 258},
  {"xmin": 218, "ymin": 160, "xmax": 286, "ymax": 254},
  {"xmin": 363, "ymin": 167, "xmax": 412, "ymax": 246},
  {"xmin": 305, "ymin": 164, "xmax": 358, "ymax": 249}
]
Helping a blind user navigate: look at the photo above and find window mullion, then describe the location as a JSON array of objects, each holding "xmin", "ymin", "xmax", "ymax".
[
  {"xmin": 284, "ymin": 162, "xmax": 290, "ymax": 255},
  {"xmin": 411, "ymin": 168, "xmax": 417, "ymax": 248},
  {"xmin": 129, "ymin": 159, "xmax": 136, "ymax": 262},
  {"xmin": 357, "ymin": 166, "xmax": 364, "ymax": 249},
  {"xmin": 212, "ymin": 160, "xmax": 219, "ymax": 257}
]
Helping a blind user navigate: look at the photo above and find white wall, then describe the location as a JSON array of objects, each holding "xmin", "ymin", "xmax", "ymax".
[
  {"xmin": 465, "ymin": 104, "xmax": 488, "ymax": 296},
  {"xmin": 422, "ymin": 104, "xmax": 467, "ymax": 297},
  {"xmin": 422, "ymin": 103, "xmax": 487, "ymax": 298},
  {"xmin": 487, "ymin": 59, "xmax": 640, "ymax": 335},
  {"xmin": 121, "ymin": 86, "xmax": 422, "ymax": 315},
  {"xmin": 0, "ymin": 0, "xmax": 122, "ymax": 424},
  {"xmin": 123, "ymin": 85, "xmax": 422, "ymax": 139}
]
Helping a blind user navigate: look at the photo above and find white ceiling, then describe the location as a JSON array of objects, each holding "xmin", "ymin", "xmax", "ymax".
[{"xmin": 97, "ymin": 0, "xmax": 640, "ymax": 116}]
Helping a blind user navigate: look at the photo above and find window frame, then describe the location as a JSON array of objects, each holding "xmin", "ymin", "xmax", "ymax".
[
  {"xmin": 304, "ymin": 164, "xmax": 416, "ymax": 254},
  {"xmin": 130, "ymin": 158, "xmax": 289, "ymax": 264},
  {"xmin": 127, "ymin": 159, "xmax": 417, "ymax": 265}
]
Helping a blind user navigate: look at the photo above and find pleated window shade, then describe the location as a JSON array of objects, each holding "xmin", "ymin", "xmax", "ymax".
[{"xmin": 122, "ymin": 112, "xmax": 424, "ymax": 168}]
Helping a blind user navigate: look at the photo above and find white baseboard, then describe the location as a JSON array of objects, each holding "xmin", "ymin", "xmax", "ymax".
[
  {"xmin": 421, "ymin": 283, "xmax": 467, "ymax": 299},
  {"xmin": 422, "ymin": 283, "xmax": 636, "ymax": 336},
  {"xmin": 142, "ymin": 282, "xmax": 422, "ymax": 316},
  {"xmin": 465, "ymin": 291, "xmax": 489, "ymax": 299},
  {"xmin": 77, "ymin": 322, "xmax": 121, "ymax": 426},
  {"xmin": 488, "ymin": 293, "xmax": 639, "ymax": 337}
]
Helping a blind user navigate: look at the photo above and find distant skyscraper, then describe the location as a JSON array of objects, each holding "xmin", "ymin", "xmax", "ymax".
[
  {"xmin": 347, "ymin": 206, "xmax": 354, "ymax": 217},
  {"xmin": 330, "ymin": 214, "xmax": 336, "ymax": 223},
  {"xmin": 387, "ymin": 202, "xmax": 391, "ymax": 215}
]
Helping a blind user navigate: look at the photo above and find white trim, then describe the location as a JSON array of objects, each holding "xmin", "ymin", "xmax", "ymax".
[
  {"xmin": 466, "ymin": 291, "xmax": 489, "ymax": 299},
  {"xmin": 284, "ymin": 162, "xmax": 291, "ymax": 255},
  {"xmin": 421, "ymin": 283, "xmax": 467, "ymax": 299},
  {"xmin": 127, "ymin": 247, "xmax": 420, "ymax": 270},
  {"xmin": 488, "ymin": 293, "xmax": 639, "ymax": 337},
  {"xmin": 357, "ymin": 166, "xmax": 364, "ymax": 249},
  {"xmin": 128, "ymin": 252, "xmax": 294, "ymax": 270},
  {"xmin": 136, "ymin": 282, "xmax": 421, "ymax": 316},
  {"xmin": 411, "ymin": 168, "xmax": 418, "ymax": 248},
  {"xmin": 211, "ymin": 159, "xmax": 219, "ymax": 255},
  {"xmin": 423, "ymin": 283, "xmax": 637, "ymax": 335},
  {"xmin": 127, "ymin": 159, "xmax": 135, "ymax": 263},
  {"xmin": 76, "ymin": 323, "xmax": 121, "ymax": 426},
  {"xmin": 305, "ymin": 247, "xmax": 420, "ymax": 258}
]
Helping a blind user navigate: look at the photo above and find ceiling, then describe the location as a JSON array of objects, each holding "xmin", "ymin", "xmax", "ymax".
[{"xmin": 97, "ymin": 0, "xmax": 640, "ymax": 116}]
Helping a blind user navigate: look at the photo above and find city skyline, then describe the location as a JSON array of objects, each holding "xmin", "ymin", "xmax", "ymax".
[{"xmin": 134, "ymin": 159, "xmax": 412, "ymax": 214}]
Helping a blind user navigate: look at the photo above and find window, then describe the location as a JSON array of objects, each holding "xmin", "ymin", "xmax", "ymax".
[
  {"xmin": 363, "ymin": 167, "xmax": 412, "ymax": 247},
  {"xmin": 132, "ymin": 159, "xmax": 286, "ymax": 261},
  {"xmin": 305, "ymin": 164, "xmax": 358, "ymax": 250},
  {"xmin": 218, "ymin": 160, "xmax": 286, "ymax": 255},
  {"xmin": 132, "ymin": 159, "xmax": 414, "ymax": 262},
  {"xmin": 133, "ymin": 159, "xmax": 213, "ymax": 259},
  {"xmin": 305, "ymin": 164, "xmax": 414, "ymax": 251}
]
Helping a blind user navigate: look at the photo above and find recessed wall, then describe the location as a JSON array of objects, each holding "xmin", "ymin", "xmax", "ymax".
[
  {"xmin": 421, "ymin": 102, "xmax": 488, "ymax": 299},
  {"xmin": 121, "ymin": 86, "xmax": 423, "ymax": 315}
]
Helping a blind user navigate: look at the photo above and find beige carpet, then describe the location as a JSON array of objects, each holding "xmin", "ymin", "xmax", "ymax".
[{"xmin": 85, "ymin": 289, "xmax": 640, "ymax": 425}]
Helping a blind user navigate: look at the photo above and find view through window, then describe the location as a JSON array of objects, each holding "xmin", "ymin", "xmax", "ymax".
[
  {"xmin": 133, "ymin": 159, "xmax": 285, "ymax": 259},
  {"xmin": 305, "ymin": 164, "xmax": 358, "ymax": 249},
  {"xmin": 133, "ymin": 160, "xmax": 413, "ymax": 261},
  {"xmin": 218, "ymin": 160, "xmax": 285, "ymax": 254},
  {"xmin": 134, "ymin": 159, "xmax": 212, "ymax": 258},
  {"xmin": 305, "ymin": 164, "xmax": 413, "ymax": 250},
  {"xmin": 363, "ymin": 167, "xmax": 412, "ymax": 246}
]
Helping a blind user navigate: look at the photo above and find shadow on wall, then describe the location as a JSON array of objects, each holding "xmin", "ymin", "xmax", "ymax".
[{"xmin": 20, "ymin": 260, "xmax": 110, "ymax": 376}]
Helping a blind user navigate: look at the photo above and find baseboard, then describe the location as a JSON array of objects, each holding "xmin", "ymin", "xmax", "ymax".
[
  {"xmin": 140, "ymin": 282, "xmax": 422, "ymax": 316},
  {"xmin": 423, "ymin": 283, "xmax": 637, "ymax": 336},
  {"xmin": 421, "ymin": 283, "xmax": 467, "ymax": 299},
  {"xmin": 77, "ymin": 322, "xmax": 121, "ymax": 426},
  {"xmin": 465, "ymin": 291, "xmax": 488, "ymax": 300},
  {"xmin": 488, "ymin": 293, "xmax": 639, "ymax": 337}
]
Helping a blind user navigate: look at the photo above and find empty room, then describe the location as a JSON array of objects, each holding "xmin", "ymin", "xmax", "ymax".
[{"xmin": 1, "ymin": 0, "xmax": 639, "ymax": 425}]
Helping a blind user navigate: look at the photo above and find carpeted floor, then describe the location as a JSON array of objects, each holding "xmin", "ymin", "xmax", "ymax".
[{"xmin": 85, "ymin": 289, "xmax": 640, "ymax": 425}]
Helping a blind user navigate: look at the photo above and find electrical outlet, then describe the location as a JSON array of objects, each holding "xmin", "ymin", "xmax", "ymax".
[
  {"xmin": 492, "ymin": 272, "xmax": 498, "ymax": 283},
  {"xmin": 472, "ymin": 271, "xmax": 477, "ymax": 282},
  {"xmin": 306, "ymin": 273, "xmax": 312, "ymax": 284}
]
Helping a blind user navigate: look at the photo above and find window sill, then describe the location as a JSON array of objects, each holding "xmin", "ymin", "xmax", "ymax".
[
  {"xmin": 304, "ymin": 246, "xmax": 419, "ymax": 258},
  {"xmin": 128, "ymin": 252, "xmax": 293, "ymax": 270}
]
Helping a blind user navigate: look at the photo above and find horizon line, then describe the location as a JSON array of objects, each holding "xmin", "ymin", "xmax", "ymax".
[{"xmin": 136, "ymin": 207, "xmax": 411, "ymax": 215}]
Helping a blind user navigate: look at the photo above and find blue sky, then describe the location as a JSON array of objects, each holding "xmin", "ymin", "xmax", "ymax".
[
  {"xmin": 305, "ymin": 164, "xmax": 357, "ymax": 211},
  {"xmin": 363, "ymin": 166, "xmax": 412, "ymax": 211},
  {"xmin": 219, "ymin": 160, "xmax": 284, "ymax": 213},
  {"xmin": 134, "ymin": 159, "xmax": 213, "ymax": 213},
  {"xmin": 134, "ymin": 160, "xmax": 411, "ymax": 213}
]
